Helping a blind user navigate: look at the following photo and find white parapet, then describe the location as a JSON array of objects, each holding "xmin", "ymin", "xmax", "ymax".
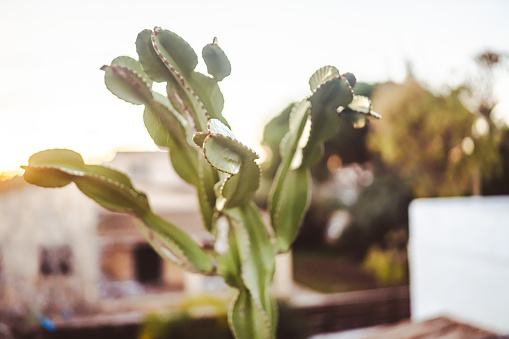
[{"xmin": 409, "ymin": 196, "xmax": 509, "ymax": 334}]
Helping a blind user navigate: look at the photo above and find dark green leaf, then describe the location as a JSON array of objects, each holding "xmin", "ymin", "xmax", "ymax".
[
  {"xmin": 229, "ymin": 289, "xmax": 273, "ymax": 339},
  {"xmin": 302, "ymin": 75, "xmax": 354, "ymax": 166},
  {"xmin": 156, "ymin": 28, "xmax": 198, "ymax": 75},
  {"xmin": 135, "ymin": 29, "xmax": 168, "ymax": 82},
  {"xmin": 202, "ymin": 39, "xmax": 231, "ymax": 81},
  {"xmin": 221, "ymin": 160, "xmax": 260, "ymax": 209},
  {"xmin": 102, "ymin": 56, "xmax": 153, "ymax": 105},
  {"xmin": 188, "ymin": 71, "xmax": 229, "ymax": 127},
  {"xmin": 143, "ymin": 93, "xmax": 200, "ymax": 186},
  {"xmin": 270, "ymin": 168, "xmax": 311, "ymax": 252},
  {"xmin": 342, "ymin": 72, "xmax": 357, "ymax": 88},
  {"xmin": 139, "ymin": 211, "xmax": 214, "ymax": 274},
  {"xmin": 268, "ymin": 101, "xmax": 311, "ymax": 245},
  {"xmin": 226, "ymin": 204, "xmax": 276, "ymax": 339},
  {"xmin": 197, "ymin": 157, "xmax": 218, "ymax": 231},
  {"xmin": 197, "ymin": 119, "xmax": 260, "ymax": 209}
]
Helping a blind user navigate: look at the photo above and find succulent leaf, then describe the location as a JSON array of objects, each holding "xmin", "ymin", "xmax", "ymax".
[
  {"xmin": 197, "ymin": 157, "xmax": 219, "ymax": 230},
  {"xmin": 339, "ymin": 95, "xmax": 381, "ymax": 129},
  {"xmin": 347, "ymin": 95, "xmax": 371, "ymax": 114},
  {"xmin": 204, "ymin": 137, "xmax": 243, "ymax": 174},
  {"xmin": 25, "ymin": 148, "xmax": 85, "ymax": 172},
  {"xmin": 268, "ymin": 101, "xmax": 311, "ymax": 247},
  {"xmin": 309, "ymin": 65, "xmax": 340, "ymax": 92},
  {"xmin": 111, "ymin": 55, "xmax": 150, "ymax": 77},
  {"xmin": 139, "ymin": 211, "xmax": 214, "ymax": 274},
  {"xmin": 135, "ymin": 29, "xmax": 169, "ymax": 82},
  {"xmin": 102, "ymin": 57, "xmax": 153, "ymax": 105},
  {"xmin": 346, "ymin": 95, "xmax": 382, "ymax": 119},
  {"xmin": 136, "ymin": 27, "xmax": 209, "ymax": 131},
  {"xmin": 23, "ymin": 149, "xmax": 213, "ymax": 274},
  {"xmin": 202, "ymin": 38, "xmax": 232, "ymax": 81},
  {"xmin": 155, "ymin": 27, "xmax": 198, "ymax": 74},
  {"xmin": 226, "ymin": 204, "xmax": 276, "ymax": 339},
  {"xmin": 342, "ymin": 72, "xmax": 357, "ymax": 88},
  {"xmin": 23, "ymin": 167, "xmax": 73, "ymax": 188},
  {"xmin": 195, "ymin": 119, "xmax": 260, "ymax": 209},
  {"xmin": 102, "ymin": 53, "xmax": 203, "ymax": 187},
  {"xmin": 23, "ymin": 149, "xmax": 150, "ymax": 215},
  {"xmin": 220, "ymin": 160, "xmax": 260, "ymax": 209},
  {"xmin": 230, "ymin": 289, "xmax": 272, "ymax": 339},
  {"xmin": 188, "ymin": 71, "xmax": 229, "ymax": 127},
  {"xmin": 301, "ymin": 75, "xmax": 354, "ymax": 167},
  {"xmin": 270, "ymin": 168, "xmax": 311, "ymax": 252},
  {"xmin": 309, "ymin": 74, "xmax": 354, "ymax": 110},
  {"xmin": 103, "ymin": 55, "xmax": 201, "ymax": 186},
  {"xmin": 279, "ymin": 100, "xmax": 312, "ymax": 170},
  {"xmin": 136, "ymin": 28, "xmax": 230, "ymax": 134},
  {"xmin": 73, "ymin": 165, "xmax": 151, "ymax": 215},
  {"xmin": 22, "ymin": 149, "xmax": 82, "ymax": 188},
  {"xmin": 143, "ymin": 94, "xmax": 200, "ymax": 186},
  {"xmin": 195, "ymin": 119, "xmax": 258, "ymax": 174},
  {"xmin": 215, "ymin": 218, "xmax": 243, "ymax": 287},
  {"xmin": 269, "ymin": 71, "xmax": 355, "ymax": 251}
]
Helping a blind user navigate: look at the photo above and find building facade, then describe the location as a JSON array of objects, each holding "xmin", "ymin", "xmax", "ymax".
[{"xmin": 0, "ymin": 151, "xmax": 293, "ymax": 321}]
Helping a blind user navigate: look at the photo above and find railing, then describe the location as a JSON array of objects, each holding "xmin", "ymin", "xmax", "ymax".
[
  {"xmin": 22, "ymin": 286, "xmax": 410, "ymax": 339},
  {"xmin": 291, "ymin": 286, "xmax": 410, "ymax": 335}
]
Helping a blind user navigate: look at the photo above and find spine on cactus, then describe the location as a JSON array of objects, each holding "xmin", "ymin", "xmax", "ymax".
[{"xmin": 22, "ymin": 27, "xmax": 380, "ymax": 339}]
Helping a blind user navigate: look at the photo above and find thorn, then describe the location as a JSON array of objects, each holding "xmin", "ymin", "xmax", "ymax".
[
  {"xmin": 369, "ymin": 111, "xmax": 382, "ymax": 119},
  {"xmin": 100, "ymin": 65, "xmax": 109, "ymax": 71},
  {"xmin": 212, "ymin": 37, "xmax": 218, "ymax": 45}
]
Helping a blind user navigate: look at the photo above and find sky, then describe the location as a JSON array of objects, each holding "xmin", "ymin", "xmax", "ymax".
[{"xmin": 1, "ymin": 0, "xmax": 508, "ymax": 173}]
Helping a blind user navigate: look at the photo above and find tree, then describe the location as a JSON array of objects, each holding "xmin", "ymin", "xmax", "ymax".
[{"xmin": 368, "ymin": 70, "xmax": 501, "ymax": 198}]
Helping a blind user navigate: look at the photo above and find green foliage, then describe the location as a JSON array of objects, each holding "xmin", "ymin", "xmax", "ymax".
[
  {"xmin": 138, "ymin": 297, "xmax": 309, "ymax": 339},
  {"xmin": 362, "ymin": 230, "xmax": 408, "ymax": 286},
  {"xmin": 22, "ymin": 27, "xmax": 379, "ymax": 338},
  {"xmin": 363, "ymin": 246, "xmax": 406, "ymax": 286},
  {"xmin": 139, "ymin": 295, "xmax": 232, "ymax": 339},
  {"xmin": 368, "ymin": 74, "xmax": 501, "ymax": 197}
]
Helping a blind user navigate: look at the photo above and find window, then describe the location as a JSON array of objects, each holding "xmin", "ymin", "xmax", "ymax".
[
  {"xmin": 39, "ymin": 245, "xmax": 73, "ymax": 276},
  {"xmin": 134, "ymin": 244, "xmax": 162, "ymax": 284}
]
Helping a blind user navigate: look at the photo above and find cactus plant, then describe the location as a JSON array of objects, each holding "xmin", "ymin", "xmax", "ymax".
[{"xmin": 22, "ymin": 27, "xmax": 380, "ymax": 338}]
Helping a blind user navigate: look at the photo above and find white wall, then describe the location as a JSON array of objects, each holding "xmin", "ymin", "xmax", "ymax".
[
  {"xmin": 409, "ymin": 196, "xmax": 509, "ymax": 334},
  {"xmin": 106, "ymin": 151, "xmax": 199, "ymax": 213},
  {"xmin": 0, "ymin": 181, "xmax": 100, "ymax": 311}
]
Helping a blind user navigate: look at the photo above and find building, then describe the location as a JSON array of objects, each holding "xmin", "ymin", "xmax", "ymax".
[{"xmin": 0, "ymin": 151, "xmax": 293, "ymax": 323}]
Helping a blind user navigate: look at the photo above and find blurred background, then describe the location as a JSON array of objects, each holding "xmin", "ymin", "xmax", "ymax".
[{"xmin": 1, "ymin": 0, "xmax": 508, "ymax": 338}]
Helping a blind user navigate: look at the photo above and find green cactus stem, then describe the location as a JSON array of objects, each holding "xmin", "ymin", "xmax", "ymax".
[{"xmin": 22, "ymin": 27, "xmax": 380, "ymax": 339}]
